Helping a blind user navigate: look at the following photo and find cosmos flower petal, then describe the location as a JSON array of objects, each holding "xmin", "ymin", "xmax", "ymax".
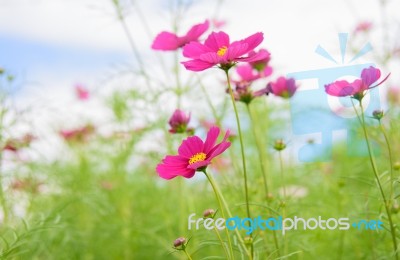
[
  {"xmin": 199, "ymin": 52, "xmax": 221, "ymax": 64},
  {"xmin": 261, "ymin": 66, "xmax": 273, "ymax": 77},
  {"xmin": 238, "ymin": 50, "xmax": 270, "ymax": 62},
  {"xmin": 236, "ymin": 64, "xmax": 259, "ymax": 82},
  {"xmin": 187, "ymin": 160, "xmax": 211, "ymax": 170},
  {"xmin": 183, "ymin": 41, "xmax": 213, "ymax": 59},
  {"xmin": 162, "ymin": 155, "xmax": 188, "ymax": 166},
  {"xmin": 185, "ymin": 20, "xmax": 210, "ymax": 42},
  {"xmin": 204, "ymin": 31, "xmax": 230, "ymax": 51},
  {"xmin": 181, "ymin": 59, "xmax": 214, "ymax": 71},
  {"xmin": 237, "ymin": 32, "xmax": 264, "ymax": 53},
  {"xmin": 207, "ymin": 142, "xmax": 231, "ymax": 160},
  {"xmin": 151, "ymin": 32, "xmax": 180, "ymax": 50},
  {"xmin": 361, "ymin": 66, "xmax": 381, "ymax": 87},
  {"xmin": 156, "ymin": 163, "xmax": 182, "ymax": 179},
  {"xmin": 203, "ymin": 126, "xmax": 220, "ymax": 154},
  {"xmin": 178, "ymin": 136, "xmax": 204, "ymax": 158},
  {"xmin": 325, "ymin": 79, "xmax": 362, "ymax": 97},
  {"xmin": 226, "ymin": 42, "xmax": 249, "ymax": 61}
]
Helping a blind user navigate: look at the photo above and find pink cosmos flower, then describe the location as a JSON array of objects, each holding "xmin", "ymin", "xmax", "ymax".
[
  {"xmin": 60, "ymin": 125, "xmax": 95, "ymax": 143},
  {"xmin": 354, "ymin": 21, "xmax": 373, "ymax": 33},
  {"xmin": 75, "ymin": 84, "xmax": 90, "ymax": 100},
  {"xmin": 325, "ymin": 66, "xmax": 388, "ymax": 100},
  {"xmin": 182, "ymin": 31, "xmax": 268, "ymax": 71},
  {"xmin": 211, "ymin": 19, "xmax": 226, "ymax": 29},
  {"xmin": 233, "ymin": 64, "xmax": 262, "ymax": 84},
  {"xmin": 248, "ymin": 49, "xmax": 271, "ymax": 72},
  {"xmin": 267, "ymin": 77, "xmax": 298, "ymax": 98},
  {"xmin": 3, "ymin": 134, "xmax": 35, "ymax": 153},
  {"xmin": 156, "ymin": 126, "xmax": 231, "ymax": 179},
  {"xmin": 151, "ymin": 20, "xmax": 209, "ymax": 51},
  {"xmin": 168, "ymin": 109, "xmax": 192, "ymax": 134},
  {"xmin": 229, "ymin": 64, "xmax": 271, "ymax": 103},
  {"xmin": 388, "ymin": 87, "xmax": 400, "ymax": 105}
]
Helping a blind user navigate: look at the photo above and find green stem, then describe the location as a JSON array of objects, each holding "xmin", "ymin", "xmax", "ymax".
[
  {"xmin": 174, "ymin": 51, "xmax": 182, "ymax": 109},
  {"xmin": 224, "ymin": 69, "xmax": 253, "ymax": 257},
  {"xmin": 247, "ymin": 104, "xmax": 281, "ymax": 257},
  {"xmin": 246, "ymin": 104, "xmax": 269, "ymax": 196},
  {"xmin": 279, "ymin": 151, "xmax": 287, "ymax": 256},
  {"xmin": 197, "ymin": 77, "xmax": 221, "ymax": 126},
  {"xmin": 353, "ymin": 101, "xmax": 398, "ymax": 259},
  {"xmin": 0, "ymin": 98, "xmax": 8, "ymax": 223},
  {"xmin": 183, "ymin": 248, "xmax": 193, "ymax": 260},
  {"xmin": 204, "ymin": 170, "xmax": 253, "ymax": 259},
  {"xmin": 379, "ymin": 121, "xmax": 394, "ymax": 204},
  {"xmin": 214, "ymin": 226, "xmax": 231, "ymax": 260},
  {"xmin": 204, "ymin": 171, "xmax": 234, "ymax": 259},
  {"xmin": 224, "ymin": 71, "xmax": 251, "ymax": 217}
]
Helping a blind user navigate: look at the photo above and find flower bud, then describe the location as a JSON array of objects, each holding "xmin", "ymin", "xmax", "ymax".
[
  {"xmin": 391, "ymin": 202, "xmax": 399, "ymax": 214},
  {"xmin": 372, "ymin": 110, "xmax": 384, "ymax": 120},
  {"xmin": 394, "ymin": 162, "xmax": 400, "ymax": 171},
  {"xmin": 173, "ymin": 237, "xmax": 186, "ymax": 249},
  {"xmin": 203, "ymin": 209, "xmax": 215, "ymax": 218},
  {"xmin": 273, "ymin": 139, "xmax": 286, "ymax": 151},
  {"xmin": 168, "ymin": 109, "xmax": 191, "ymax": 134},
  {"xmin": 244, "ymin": 236, "xmax": 253, "ymax": 246}
]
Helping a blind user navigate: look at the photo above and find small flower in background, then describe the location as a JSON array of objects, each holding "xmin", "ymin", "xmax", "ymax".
[
  {"xmin": 278, "ymin": 185, "xmax": 308, "ymax": 199},
  {"xmin": 325, "ymin": 66, "xmax": 388, "ymax": 101},
  {"xmin": 10, "ymin": 178, "xmax": 43, "ymax": 193},
  {"xmin": 3, "ymin": 134, "xmax": 35, "ymax": 153},
  {"xmin": 229, "ymin": 64, "xmax": 270, "ymax": 104},
  {"xmin": 394, "ymin": 162, "xmax": 400, "ymax": 171},
  {"xmin": 211, "ymin": 19, "xmax": 226, "ymax": 29},
  {"xmin": 182, "ymin": 31, "xmax": 267, "ymax": 71},
  {"xmin": 0, "ymin": 67, "xmax": 4, "ymax": 75},
  {"xmin": 372, "ymin": 109, "xmax": 384, "ymax": 120},
  {"xmin": 100, "ymin": 181, "xmax": 114, "ymax": 191},
  {"xmin": 248, "ymin": 48, "xmax": 272, "ymax": 73},
  {"xmin": 354, "ymin": 21, "xmax": 373, "ymax": 34},
  {"xmin": 60, "ymin": 124, "xmax": 95, "ymax": 143},
  {"xmin": 203, "ymin": 208, "xmax": 215, "ymax": 218},
  {"xmin": 267, "ymin": 77, "xmax": 297, "ymax": 99},
  {"xmin": 388, "ymin": 87, "xmax": 400, "ymax": 105},
  {"xmin": 173, "ymin": 237, "xmax": 187, "ymax": 249},
  {"xmin": 273, "ymin": 139, "xmax": 286, "ymax": 151},
  {"xmin": 168, "ymin": 109, "xmax": 193, "ymax": 134},
  {"xmin": 151, "ymin": 20, "xmax": 209, "ymax": 51},
  {"xmin": 156, "ymin": 126, "xmax": 231, "ymax": 179},
  {"xmin": 75, "ymin": 84, "xmax": 90, "ymax": 100}
]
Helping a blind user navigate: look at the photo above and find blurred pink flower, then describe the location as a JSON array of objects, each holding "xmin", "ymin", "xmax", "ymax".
[
  {"xmin": 151, "ymin": 20, "xmax": 209, "ymax": 51},
  {"xmin": 168, "ymin": 109, "xmax": 192, "ymax": 134},
  {"xmin": 75, "ymin": 84, "xmax": 90, "ymax": 100},
  {"xmin": 388, "ymin": 87, "xmax": 400, "ymax": 105},
  {"xmin": 354, "ymin": 21, "xmax": 373, "ymax": 33},
  {"xmin": 182, "ymin": 31, "xmax": 267, "ymax": 71},
  {"xmin": 249, "ymin": 49, "xmax": 271, "ymax": 72},
  {"xmin": 211, "ymin": 19, "xmax": 226, "ymax": 29},
  {"xmin": 3, "ymin": 134, "xmax": 35, "ymax": 153},
  {"xmin": 325, "ymin": 66, "xmax": 387, "ymax": 100},
  {"xmin": 267, "ymin": 77, "xmax": 297, "ymax": 98},
  {"xmin": 60, "ymin": 124, "xmax": 95, "ymax": 143},
  {"xmin": 229, "ymin": 64, "xmax": 270, "ymax": 103},
  {"xmin": 156, "ymin": 126, "xmax": 231, "ymax": 179}
]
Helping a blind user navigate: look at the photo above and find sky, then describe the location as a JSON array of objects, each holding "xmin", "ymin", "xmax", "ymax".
[{"xmin": 1, "ymin": 0, "xmax": 399, "ymax": 162}]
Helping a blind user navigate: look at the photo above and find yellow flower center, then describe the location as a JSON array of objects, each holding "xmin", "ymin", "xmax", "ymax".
[
  {"xmin": 217, "ymin": 46, "xmax": 228, "ymax": 56},
  {"xmin": 188, "ymin": 152, "xmax": 207, "ymax": 165}
]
